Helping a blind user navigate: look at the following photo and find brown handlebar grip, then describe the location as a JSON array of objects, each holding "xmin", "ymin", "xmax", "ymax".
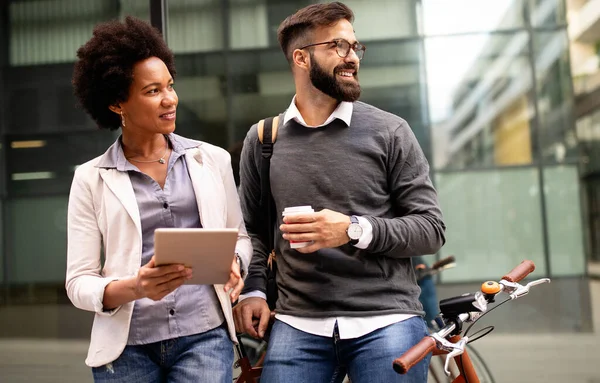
[
  {"xmin": 393, "ymin": 336, "xmax": 437, "ymax": 374},
  {"xmin": 502, "ymin": 260, "xmax": 535, "ymax": 282},
  {"xmin": 431, "ymin": 255, "xmax": 456, "ymax": 270}
]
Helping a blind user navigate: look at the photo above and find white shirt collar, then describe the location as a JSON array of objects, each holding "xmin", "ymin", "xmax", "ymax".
[{"xmin": 283, "ymin": 96, "xmax": 353, "ymax": 128}]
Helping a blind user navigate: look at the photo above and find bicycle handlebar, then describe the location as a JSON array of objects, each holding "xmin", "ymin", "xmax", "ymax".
[
  {"xmin": 415, "ymin": 255, "xmax": 456, "ymax": 282},
  {"xmin": 392, "ymin": 337, "xmax": 437, "ymax": 374},
  {"xmin": 431, "ymin": 255, "xmax": 456, "ymax": 271},
  {"xmin": 501, "ymin": 260, "xmax": 535, "ymax": 282},
  {"xmin": 393, "ymin": 260, "xmax": 539, "ymax": 375}
]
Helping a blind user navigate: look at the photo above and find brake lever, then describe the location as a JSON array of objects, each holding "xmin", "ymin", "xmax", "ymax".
[
  {"xmin": 501, "ymin": 278, "xmax": 551, "ymax": 299},
  {"xmin": 431, "ymin": 334, "xmax": 469, "ymax": 376}
]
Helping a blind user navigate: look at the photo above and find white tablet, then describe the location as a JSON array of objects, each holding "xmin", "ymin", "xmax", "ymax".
[{"xmin": 154, "ymin": 228, "xmax": 238, "ymax": 285}]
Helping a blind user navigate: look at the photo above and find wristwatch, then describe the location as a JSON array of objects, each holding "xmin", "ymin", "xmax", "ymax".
[
  {"xmin": 346, "ymin": 215, "xmax": 363, "ymax": 246},
  {"xmin": 235, "ymin": 253, "xmax": 245, "ymax": 278}
]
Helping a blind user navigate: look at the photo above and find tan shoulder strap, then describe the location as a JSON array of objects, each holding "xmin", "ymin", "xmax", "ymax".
[
  {"xmin": 272, "ymin": 115, "xmax": 280, "ymax": 142},
  {"xmin": 257, "ymin": 115, "xmax": 280, "ymax": 144}
]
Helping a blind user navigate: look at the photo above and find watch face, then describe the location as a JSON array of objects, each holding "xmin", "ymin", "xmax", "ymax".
[{"xmin": 348, "ymin": 223, "xmax": 363, "ymax": 240}]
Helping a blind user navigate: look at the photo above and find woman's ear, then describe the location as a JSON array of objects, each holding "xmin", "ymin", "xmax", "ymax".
[{"xmin": 108, "ymin": 104, "xmax": 122, "ymax": 115}]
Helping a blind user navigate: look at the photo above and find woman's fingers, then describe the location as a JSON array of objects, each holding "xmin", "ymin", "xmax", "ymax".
[
  {"xmin": 155, "ymin": 271, "xmax": 190, "ymax": 289},
  {"xmin": 138, "ymin": 267, "xmax": 191, "ymax": 300},
  {"xmin": 229, "ymin": 276, "xmax": 244, "ymax": 302},
  {"xmin": 224, "ymin": 257, "xmax": 241, "ymax": 292},
  {"xmin": 148, "ymin": 275, "xmax": 188, "ymax": 301}
]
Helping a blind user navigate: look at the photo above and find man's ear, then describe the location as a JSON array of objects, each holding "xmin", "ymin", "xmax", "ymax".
[
  {"xmin": 108, "ymin": 104, "xmax": 122, "ymax": 115},
  {"xmin": 292, "ymin": 49, "xmax": 310, "ymax": 70}
]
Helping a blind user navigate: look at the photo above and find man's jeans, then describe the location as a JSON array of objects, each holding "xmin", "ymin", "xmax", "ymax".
[
  {"xmin": 92, "ymin": 324, "xmax": 233, "ymax": 383},
  {"xmin": 261, "ymin": 316, "xmax": 430, "ymax": 383}
]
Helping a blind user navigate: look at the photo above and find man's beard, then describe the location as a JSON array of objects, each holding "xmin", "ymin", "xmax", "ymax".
[{"xmin": 309, "ymin": 55, "xmax": 361, "ymax": 102}]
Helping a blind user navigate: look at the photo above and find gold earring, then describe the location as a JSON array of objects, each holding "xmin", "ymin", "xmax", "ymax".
[{"xmin": 121, "ymin": 111, "xmax": 126, "ymax": 128}]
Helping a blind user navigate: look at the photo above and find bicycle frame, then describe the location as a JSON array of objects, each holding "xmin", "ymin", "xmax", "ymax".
[{"xmin": 234, "ymin": 341, "xmax": 263, "ymax": 383}]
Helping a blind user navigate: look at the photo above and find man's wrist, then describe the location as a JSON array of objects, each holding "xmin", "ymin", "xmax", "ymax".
[
  {"xmin": 346, "ymin": 215, "xmax": 363, "ymax": 245},
  {"xmin": 353, "ymin": 216, "xmax": 374, "ymax": 249},
  {"xmin": 239, "ymin": 290, "xmax": 267, "ymax": 302}
]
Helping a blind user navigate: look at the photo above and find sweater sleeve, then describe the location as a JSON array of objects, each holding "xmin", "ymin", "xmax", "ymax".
[
  {"xmin": 238, "ymin": 127, "xmax": 272, "ymax": 295},
  {"xmin": 364, "ymin": 121, "xmax": 446, "ymax": 258}
]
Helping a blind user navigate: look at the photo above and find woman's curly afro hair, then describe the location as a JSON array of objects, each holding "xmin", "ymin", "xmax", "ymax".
[{"xmin": 72, "ymin": 16, "xmax": 176, "ymax": 130}]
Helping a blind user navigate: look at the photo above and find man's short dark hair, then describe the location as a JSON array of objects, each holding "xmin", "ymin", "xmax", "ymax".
[
  {"xmin": 72, "ymin": 16, "xmax": 176, "ymax": 130},
  {"xmin": 277, "ymin": 2, "xmax": 354, "ymax": 63}
]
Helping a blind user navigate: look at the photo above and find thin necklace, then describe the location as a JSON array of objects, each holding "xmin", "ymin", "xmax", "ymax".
[{"xmin": 125, "ymin": 136, "xmax": 170, "ymax": 164}]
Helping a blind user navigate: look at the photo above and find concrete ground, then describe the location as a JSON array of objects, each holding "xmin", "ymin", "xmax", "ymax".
[{"xmin": 2, "ymin": 269, "xmax": 600, "ymax": 382}]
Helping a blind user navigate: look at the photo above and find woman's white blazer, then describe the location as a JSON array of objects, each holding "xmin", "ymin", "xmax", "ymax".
[{"xmin": 65, "ymin": 137, "xmax": 252, "ymax": 367}]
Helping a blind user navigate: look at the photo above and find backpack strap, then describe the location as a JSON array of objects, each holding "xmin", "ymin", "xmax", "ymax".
[
  {"xmin": 257, "ymin": 115, "xmax": 280, "ymax": 147},
  {"xmin": 256, "ymin": 115, "xmax": 280, "ymax": 310},
  {"xmin": 257, "ymin": 115, "xmax": 280, "ymax": 260}
]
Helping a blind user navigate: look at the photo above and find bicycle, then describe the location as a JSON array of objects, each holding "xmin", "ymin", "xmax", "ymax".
[
  {"xmin": 393, "ymin": 260, "xmax": 550, "ymax": 383},
  {"xmin": 414, "ymin": 256, "xmax": 495, "ymax": 383}
]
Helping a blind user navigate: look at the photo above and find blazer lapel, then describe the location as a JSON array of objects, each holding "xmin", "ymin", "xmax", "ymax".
[
  {"xmin": 185, "ymin": 148, "xmax": 226, "ymax": 228},
  {"xmin": 98, "ymin": 168, "xmax": 142, "ymax": 238}
]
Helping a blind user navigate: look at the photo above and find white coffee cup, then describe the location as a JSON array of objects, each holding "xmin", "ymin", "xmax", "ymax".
[{"xmin": 282, "ymin": 205, "xmax": 314, "ymax": 249}]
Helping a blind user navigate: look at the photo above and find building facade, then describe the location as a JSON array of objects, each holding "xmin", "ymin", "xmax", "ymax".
[
  {"xmin": 568, "ymin": 0, "xmax": 600, "ymax": 262},
  {"xmin": 0, "ymin": 0, "xmax": 591, "ymax": 340}
]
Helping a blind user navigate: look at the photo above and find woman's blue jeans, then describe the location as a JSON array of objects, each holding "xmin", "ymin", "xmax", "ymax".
[{"xmin": 91, "ymin": 324, "xmax": 233, "ymax": 383}]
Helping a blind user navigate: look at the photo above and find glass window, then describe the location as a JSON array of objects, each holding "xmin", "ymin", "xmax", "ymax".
[
  {"xmin": 229, "ymin": 48, "xmax": 292, "ymax": 144},
  {"xmin": 1, "ymin": 0, "xmax": 126, "ymax": 311},
  {"xmin": 422, "ymin": 0, "xmax": 525, "ymax": 36},
  {"xmin": 171, "ymin": 52, "xmax": 228, "ymax": 147},
  {"xmin": 528, "ymin": 0, "xmax": 566, "ymax": 28},
  {"xmin": 533, "ymin": 30, "xmax": 578, "ymax": 165},
  {"xmin": 577, "ymin": 110, "xmax": 600, "ymax": 176},
  {"xmin": 120, "ymin": 0, "xmax": 150, "ymax": 21},
  {"xmin": 6, "ymin": 196, "xmax": 68, "ymax": 284},
  {"xmin": 341, "ymin": 0, "xmax": 419, "ymax": 39},
  {"xmin": 167, "ymin": 1, "xmax": 228, "ymax": 147},
  {"xmin": 359, "ymin": 39, "xmax": 430, "ymax": 158},
  {"xmin": 436, "ymin": 168, "xmax": 547, "ymax": 282},
  {"xmin": 229, "ymin": 0, "xmax": 269, "ymax": 50},
  {"xmin": 168, "ymin": 0, "xmax": 223, "ymax": 53},
  {"xmin": 543, "ymin": 165, "xmax": 586, "ymax": 276},
  {"xmin": 7, "ymin": 131, "xmax": 115, "ymax": 198},
  {"xmin": 584, "ymin": 176, "xmax": 600, "ymax": 262},
  {"xmin": 9, "ymin": 0, "xmax": 119, "ymax": 66},
  {"xmin": 426, "ymin": 32, "xmax": 535, "ymax": 170}
]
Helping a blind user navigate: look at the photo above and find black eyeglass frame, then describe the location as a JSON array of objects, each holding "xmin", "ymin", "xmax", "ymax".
[{"xmin": 298, "ymin": 38, "xmax": 366, "ymax": 60}]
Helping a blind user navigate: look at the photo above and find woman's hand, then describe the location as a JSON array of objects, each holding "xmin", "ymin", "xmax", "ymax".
[
  {"xmin": 224, "ymin": 256, "xmax": 243, "ymax": 302},
  {"xmin": 134, "ymin": 256, "xmax": 192, "ymax": 301}
]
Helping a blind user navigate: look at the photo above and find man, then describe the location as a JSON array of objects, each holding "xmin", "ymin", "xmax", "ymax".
[{"xmin": 234, "ymin": 2, "xmax": 445, "ymax": 382}]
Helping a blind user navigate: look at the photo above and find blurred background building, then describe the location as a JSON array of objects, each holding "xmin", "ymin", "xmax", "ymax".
[
  {"xmin": 568, "ymin": 0, "xmax": 600, "ymax": 265},
  {"xmin": 0, "ymin": 0, "xmax": 597, "ymax": 380}
]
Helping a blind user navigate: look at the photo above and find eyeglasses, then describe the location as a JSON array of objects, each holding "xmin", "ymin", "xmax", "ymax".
[{"xmin": 299, "ymin": 38, "xmax": 366, "ymax": 60}]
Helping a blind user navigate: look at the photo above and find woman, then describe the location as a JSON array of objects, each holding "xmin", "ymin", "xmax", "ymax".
[{"xmin": 66, "ymin": 16, "xmax": 252, "ymax": 382}]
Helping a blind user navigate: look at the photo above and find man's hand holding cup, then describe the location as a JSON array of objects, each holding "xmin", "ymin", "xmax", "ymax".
[{"xmin": 280, "ymin": 206, "xmax": 353, "ymax": 253}]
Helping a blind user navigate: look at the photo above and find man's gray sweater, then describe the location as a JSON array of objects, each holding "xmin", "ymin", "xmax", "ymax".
[{"xmin": 239, "ymin": 101, "xmax": 446, "ymax": 317}]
